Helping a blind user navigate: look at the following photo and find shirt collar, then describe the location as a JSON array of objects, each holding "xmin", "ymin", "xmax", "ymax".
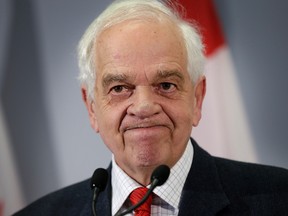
[
  {"xmin": 153, "ymin": 140, "xmax": 193, "ymax": 208},
  {"xmin": 111, "ymin": 139, "xmax": 193, "ymax": 215}
]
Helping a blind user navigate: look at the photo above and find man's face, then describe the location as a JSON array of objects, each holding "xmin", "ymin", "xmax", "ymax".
[{"xmin": 83, "ymin": 20, "xmax": 205, "ymax": 181}]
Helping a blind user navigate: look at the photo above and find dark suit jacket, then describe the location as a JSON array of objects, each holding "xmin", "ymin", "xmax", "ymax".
[{"xmin": 14, "ymin": 139, "xmax": 288, "ymax": 215}]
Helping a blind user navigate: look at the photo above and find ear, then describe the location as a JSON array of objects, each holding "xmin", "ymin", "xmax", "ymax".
[
  {"xmin": 192, "ymin": 76, "xmax": 206, "ymax": 127},
  {"xmin": 81, "ymin": 85, "xmax": 99, "ymax": 132}
]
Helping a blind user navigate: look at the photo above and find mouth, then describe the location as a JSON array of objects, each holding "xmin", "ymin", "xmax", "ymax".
[{"xmin": 124, "ymin": 124, "xmax": 166, "ymax": 132}]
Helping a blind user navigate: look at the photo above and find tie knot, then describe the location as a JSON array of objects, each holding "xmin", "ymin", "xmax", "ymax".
[{"xmin": 129, "ymin": 187, "xmax": 152, "ymax": 216}]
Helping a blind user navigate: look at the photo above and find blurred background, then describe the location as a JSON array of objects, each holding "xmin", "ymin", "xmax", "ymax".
[{"xmin": 0, "ymin": 0, "xmax": 288, "ymax": 215}]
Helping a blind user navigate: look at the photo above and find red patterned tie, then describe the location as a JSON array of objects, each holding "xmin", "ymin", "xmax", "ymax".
[{"xmin": 129, "ymin": 187, "xmax": 152, "ymax": 216}]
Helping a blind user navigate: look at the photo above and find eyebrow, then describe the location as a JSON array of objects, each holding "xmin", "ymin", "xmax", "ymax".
[
  {"xmin": 155, "ymin": 70, "xmax": 185, "ymax": 82},
  {"xmin": 102, "ymin": 73, "xmax": 129, "ymax": 89}
]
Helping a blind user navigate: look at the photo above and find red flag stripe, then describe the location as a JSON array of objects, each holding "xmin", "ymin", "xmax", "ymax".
[
  {"xmin": 178, "ymin": 0, "xmax": 225, "ymax": 56},
  {"xmin": 0, "ymin": 200, "xmax": 4, "ymax": 216}
]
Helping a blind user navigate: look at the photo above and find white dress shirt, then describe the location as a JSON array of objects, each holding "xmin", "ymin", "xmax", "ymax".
[{"xmin": 111, "ymin": 139, "xmax": 193, "ymax": 216}]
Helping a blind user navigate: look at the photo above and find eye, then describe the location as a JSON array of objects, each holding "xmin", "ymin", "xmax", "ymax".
[
  {"xmin": 159, "ymin": 82, "xmax": 176, "ymax": 92},
  {"xmin": 112, "ymin": 85, "xmax": 125, "ymax": 93},
  {"xmin": 109, "ymin": 85, "xmax": 133, "ymax": 96}
]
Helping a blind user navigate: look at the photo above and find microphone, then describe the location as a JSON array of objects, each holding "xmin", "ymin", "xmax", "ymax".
[
  {"xmin": 116, "ymin": 164, "xmax": 170, "ymax": 216},
  {"xmin": 150, "ymin": 164, "xmax": 170, "ymax": 188},
  {"xmin": 91, "ymin": 168, "xmax": 108, "ymax": 216}
]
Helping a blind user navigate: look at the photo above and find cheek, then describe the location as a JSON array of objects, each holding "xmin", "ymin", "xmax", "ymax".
[
  {"xmin": 97, "ymin": 110, "xmax": 124, "ymax": 155},
  {"xmin": 166, "ymin": 100, "xmax": 194, "ymax": 125},
  {"xmin": 95, "ymin": 101, "xmax": 128, "ymax": 142},
  {"xmin": 96, "ymin": 107, "xmax": 120, "ymax": 131},
  {"xmin": 175, "ymin": 112, "xmax": 194, "ymax": 130}
]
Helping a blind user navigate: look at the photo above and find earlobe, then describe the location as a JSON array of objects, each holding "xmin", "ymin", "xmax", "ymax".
[
  {"xmin": 81, "ymin": 86, "xmax": 99, "ymax": 132},
  {"xmin": 192, "ymin": 76, "xmax": 206, "ymax": 126}
]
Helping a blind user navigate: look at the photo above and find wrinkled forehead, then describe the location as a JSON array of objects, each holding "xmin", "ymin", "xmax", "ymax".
[
  {"xmin": 98, "ymin": 19, "xmax": 186, "ymax": 55},
  {"xmin": 95, "ymin": 19, "xmax": 187, "ymax": 71},
  {"xmin": 98, "ymin": 18, "xmax": 183, "ymax": 44},
  {"xmin": 92, "ymin": 19, "xmax": 190, "ymax": 90}
]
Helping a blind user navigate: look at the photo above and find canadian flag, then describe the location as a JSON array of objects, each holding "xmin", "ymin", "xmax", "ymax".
[
  {"xmin": 179, "ymin": 0, "xmax": 257, "ymax": 162},
  {"xmin": 0, "ymin": 105, "xmax": 24, "ymax": 215}
]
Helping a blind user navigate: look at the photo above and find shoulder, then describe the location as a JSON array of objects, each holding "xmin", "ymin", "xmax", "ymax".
[
  {"xmin": 213, "ymin": 158, "xmax": 288, "ymax": 214},
  {"xmin": 191, "ymin": 139, "xmax": 288, "ymax": 194},
  {"xmin": 214, "ymin": 157, "xmax": 288, "ymax": 196},
  {"xmin": 13, "ymin": 179, "xmax": 92, "ymax": 216}
]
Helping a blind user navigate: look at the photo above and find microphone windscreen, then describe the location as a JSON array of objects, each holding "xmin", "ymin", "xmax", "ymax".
[
  {"xmin": 90, "ymin": 168, "xmax": 108, "ymax": 191},
  {"xmin": 151, "ymin": 165, "xmax": 170, "ymax": 186}
]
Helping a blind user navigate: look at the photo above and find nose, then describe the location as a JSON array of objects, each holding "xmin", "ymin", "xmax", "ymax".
[{"xmin": 127, "ymin": 86, "xmax": 161, "ymax": 118}]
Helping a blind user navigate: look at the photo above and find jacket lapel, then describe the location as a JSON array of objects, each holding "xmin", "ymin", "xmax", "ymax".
[{"xmin": 178, "ymin": 139, "xmax": 230, "ymax": 216}]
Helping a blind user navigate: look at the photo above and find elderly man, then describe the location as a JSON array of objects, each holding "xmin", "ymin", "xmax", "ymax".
[{"xmin": 14, "ymin": 0, "xmax": 288, "ymax": 215}]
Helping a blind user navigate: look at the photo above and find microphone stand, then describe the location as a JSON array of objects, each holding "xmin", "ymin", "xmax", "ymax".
[{"xmin": 92, "ymin": 187, "xmax": 101, "ymax": 216}]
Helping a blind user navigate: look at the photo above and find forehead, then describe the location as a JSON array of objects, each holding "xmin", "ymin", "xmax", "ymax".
[
  {"xmin": 96, "ymin": 19, "xmax": 186, "ymax": 59},
  {"xmin": 93, "ymin": 20, "xmax": 189, "ymax": 85},
  {"xmin": 97, "ymin": 17, "xmax": 182, "ymax": 40}
]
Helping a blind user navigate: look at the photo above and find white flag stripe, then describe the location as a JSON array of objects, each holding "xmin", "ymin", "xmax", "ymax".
[
  {"xmin": 193, "ymin": 46, "xmax": 257, "ymax": 162},
  {"xmin": 0, "ymin": 104, "xmax": 24, "ymax": 216}
]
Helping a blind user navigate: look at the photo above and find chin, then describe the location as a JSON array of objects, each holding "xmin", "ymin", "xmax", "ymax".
[{"xmin": 134, "ymin": 153, "xmax": 168, "ymax": 168}]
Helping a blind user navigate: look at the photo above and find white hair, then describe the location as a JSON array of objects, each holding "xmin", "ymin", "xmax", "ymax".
[{"xmin": 78, "ymin": 0, "xmax": 205, "ymax": 100}]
